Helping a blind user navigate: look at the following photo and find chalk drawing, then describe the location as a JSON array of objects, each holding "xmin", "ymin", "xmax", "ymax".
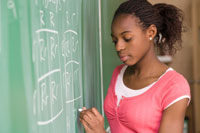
[
  {"xmin": 50, "ymin": 36, "xmax": 58, "ymax": 60},
  {"xmin": 50, "ymin": 81, "xmax": 58, "ymax": 105},
  {"xmin": 38, "ymin": 69, "xmax": 61, "ymax": 82},
  {"xmin": 66, "ymin": 11, "xmax": 76, "ymax": 26},
  {"xmin": 37, "ymin": 108, "xmax": 63, "ymax": 125},
  {"xmin": 41, "ymin": 82, "xmax": 48, "ymax": 111},
  {"xmin": 40, "ymin": 10, "xmax": 45, "ymax": 27},
  {"xmin": 38, "ymin": 38, "xmax": 47, "ymax": 61},
  {"xmin": 66, "ymin": 95, "xmax": 82, "ymax": 104},
  {"xmin": 41, "ymin": 0, "xmax": 59, "ymax": 12},
  {"xmin": 64, "ymin": 30, "xmax": 77, "ymax": 35},
  {"xmin": 7, "ymin": 0, "xmax": 17, "ymax": 19},
  {"xmin": 50, "ymin": 12, "xmax": 55, "ymax": 28},
  {"xmin": 36, "ymin": 29, "xmax": 58, "ymax": 34}
]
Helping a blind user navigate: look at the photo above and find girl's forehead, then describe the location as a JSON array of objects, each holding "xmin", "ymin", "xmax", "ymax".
[
  {"xmin": 111, "ymin": 14, "xmax": 142, "ymax": 33},
  {"xmin": 112, "ymin": 14, "xmax": 141, "ymax": 28}
]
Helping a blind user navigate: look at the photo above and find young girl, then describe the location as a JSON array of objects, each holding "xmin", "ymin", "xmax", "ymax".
[{"xmin": 79, "ymin": 0, "xmax": 191, "ymax": 132}]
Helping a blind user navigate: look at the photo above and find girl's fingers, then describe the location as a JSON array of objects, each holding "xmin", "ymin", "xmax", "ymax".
[
  {"xmin": 91, "ymin": 107, "xmax": 101, "ymax": 117},
  {"xmin": 79, "ymin": 110, "xmax": 88, "ymax": 119},
  {"xmin": 82, "ymin": 107, "xmax": 87, "ymax": 110},
  {"xmin": 80, "ymin": 109, "xmax": 95, "ymax": 121},
  {"xmin": 79, "ymin": 108, "xmax": 105, "ymax": 132},
  {"xmin": 80, "ymin": 119, "xmax": 91, "ymax": 131},
  {"xmin": 81, "ymin": 113, "xmax": 92, "ymax": 124},
  {"xmin": 91, "ymin": 108, "xmax": 104, "ymax": 121},
  {"xmin": 80, "ymin": 110, "xmax": 96, "ymax": 126},
  {"xmin": 85, "ymin": 110, "xmax": 95, "ymax": 120}
]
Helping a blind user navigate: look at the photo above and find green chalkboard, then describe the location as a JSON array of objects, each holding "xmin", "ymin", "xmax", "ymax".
[
  {"xmin": 0, "ymin": 0, "xmax": 102, "ymax": 133},
  {"xmin": 0, "ymin": 0, "xmax": 29, "ymax": 132}
]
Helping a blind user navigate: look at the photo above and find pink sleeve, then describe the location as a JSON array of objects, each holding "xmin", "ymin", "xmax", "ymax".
[{"xmin": 161, "ymin": 74, "xmax": 191, "ymax": 110}]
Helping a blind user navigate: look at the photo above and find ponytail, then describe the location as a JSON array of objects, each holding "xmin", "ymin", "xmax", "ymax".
[{"xmin": 153, "ymin": 4, "xmax": 184, "ymax": 55}]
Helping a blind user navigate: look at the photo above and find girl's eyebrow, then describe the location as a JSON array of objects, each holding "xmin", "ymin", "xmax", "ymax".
[
  {"xmin": 120, "ymin": 31, "xmax": 131, "ymax": 35},
  {"xmin": 111, "ymin": 31, "xmax": 132, "ymax": 37}
]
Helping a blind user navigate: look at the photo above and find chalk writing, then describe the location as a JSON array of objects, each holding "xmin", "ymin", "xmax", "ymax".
[
  {"xmin": 66, "ymin": 96, "xmax": 82, "ymax": 104},
  {"xmin": 31, "ymin": 0, "xmax": 83, "ymax": 129},
  {"xmin": 34, "ymin": 25, "xmax": 62, "ymax": 125},
  {"xmin": 39, "ymin": 38, "xmax": 46, "ymax": 61},
  {"xmin": 38, "ymin": 69, "xmax": 60, "ymax": 85},
  {"xmin": 62, "ymin": 30, "xmax": 78, "ymax": 58},
  {"xmin": 41, "ymin": 0, "xmax": 59, "ymax": 12},
  {"xmin": 33, "ymin": 69, "xmax": 60, "ymax": 113},
  {"xmin": 64, "ymin": 60, "xmax": 81, "ymax": 104},
  {"xmin": 66, "ymin": 11, "xmax": 76, "ymax": 26},
  {"xmin": 7, "ymin": 0, "xmax": 17, "ymax": 19},
  {"xmin": 36, "ymin": 29, "xmax": 58, "ymax": 34},
  {"xmin": 50, "ymin": 81, "xmax": 58, "ymax": 104},
  {"xmin": 40, "ymin": 10, "xmax": 45, "ymax": 27},
  {"xmin": 37, "ymin": 108, "xmax": 63, "ymax": 125},
  {"xmin": 50, "ymin": 12, "xmax": 55, "ymax": 28},
  {"xmin": 41, "ymin": 82, "xmax": 48, "ymax": 111},
  {"xmin": 35, "ymin": 29, "xmax": 59, "ymax": 62},
  {"xmin": 33, "ymin": 70, "xmax": 63, "ymax": 124},
  {"xmin": 50, "ymin": 36, "xmax": 58, "ymax": 60}
]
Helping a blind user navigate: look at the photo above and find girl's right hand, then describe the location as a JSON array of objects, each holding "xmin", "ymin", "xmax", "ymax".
[{"xmin": 79, "ymin": 107, "xmax": 106, "ymax": 133}]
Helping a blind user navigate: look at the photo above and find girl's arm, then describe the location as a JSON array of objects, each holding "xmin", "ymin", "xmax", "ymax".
[
  {"xmin": 79, "ymin": 107, "xmax": 106, "ymax": 133},
  {"xmin": 159, "ymin": 98, "xmax": 189, "ymax": 133}
]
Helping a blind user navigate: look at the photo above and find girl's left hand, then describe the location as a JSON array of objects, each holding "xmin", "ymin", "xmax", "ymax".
[{"xmin": 79, "ymin": 107, "xmax": 105, "ymax": 133}]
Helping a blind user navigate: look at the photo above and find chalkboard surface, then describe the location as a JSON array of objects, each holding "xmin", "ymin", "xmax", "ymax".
[{"xmin": 0, "ymin": 0, "xmax": 102, "ymax": 133}]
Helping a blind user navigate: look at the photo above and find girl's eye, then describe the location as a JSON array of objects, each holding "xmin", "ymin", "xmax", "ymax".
[
  {"xmin": 112, "ymin": 40, "xmax": 117, "ymax": 44},
  {"xmin": 124, "ymin": 38, "xmax": 132, "ymax": 42}
]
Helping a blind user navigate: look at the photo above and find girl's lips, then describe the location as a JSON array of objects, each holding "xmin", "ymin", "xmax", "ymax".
[{"xmin": 120, "ymin": 56, "xmax": 129, "ymax": 62}]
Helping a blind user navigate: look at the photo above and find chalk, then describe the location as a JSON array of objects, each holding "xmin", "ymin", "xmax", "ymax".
[{"xmin": 78, "ymin": 108, "xmax": 83, "ymax": 112}]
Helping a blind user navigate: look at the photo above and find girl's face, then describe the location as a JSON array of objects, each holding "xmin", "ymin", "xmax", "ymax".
[{"xmin": 111, "ymin": 14, "xmax": 152, "ymax": 66}]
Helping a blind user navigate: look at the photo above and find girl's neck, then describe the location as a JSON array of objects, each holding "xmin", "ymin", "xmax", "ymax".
[{"xmin": 127, "ymin": 47, "xmax": 168, "ymax": 79}]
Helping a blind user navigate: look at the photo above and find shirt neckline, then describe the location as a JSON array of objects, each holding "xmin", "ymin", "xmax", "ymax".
[
  {"xmin": 112, "ymin": 65, "xmax": 175, "ymax": 100},
  {"xmin": 120, "ymin": 65, "xmax": 173, "ymax": 92}
]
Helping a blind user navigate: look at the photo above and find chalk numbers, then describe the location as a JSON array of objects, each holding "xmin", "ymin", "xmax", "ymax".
[{"xmin": 32, "ymin": 0, "xmax": 82, "ymax": 130}]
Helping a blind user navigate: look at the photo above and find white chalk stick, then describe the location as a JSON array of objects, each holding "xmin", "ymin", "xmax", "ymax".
[{"xmin": 78, "ymin": 108, "xmax": 83, "ymax": 112}]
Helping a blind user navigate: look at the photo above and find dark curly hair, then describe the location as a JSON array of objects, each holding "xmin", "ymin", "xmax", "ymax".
[{"xmin": 113, "ymin": 0, "xmax": 184, "ymax": 55}]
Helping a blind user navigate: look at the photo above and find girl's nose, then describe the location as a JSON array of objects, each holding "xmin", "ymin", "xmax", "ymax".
[{"xmin": 115, "ymin": 41, "xmax": 125, "ymax": 52}]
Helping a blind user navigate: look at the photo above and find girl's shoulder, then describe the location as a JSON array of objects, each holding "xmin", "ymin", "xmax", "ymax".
[
  {"xmin": 158, "ymin": 70, "xmax": 191, "ymax": 110},
  {"xmin": 163, "ymin": 69, "xmax": 190, "ymax": 87}
]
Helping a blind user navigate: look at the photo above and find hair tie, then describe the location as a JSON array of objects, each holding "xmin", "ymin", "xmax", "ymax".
[{"xmin": 158, "ymin": 33, "xmax": 162, "ymax": 43}]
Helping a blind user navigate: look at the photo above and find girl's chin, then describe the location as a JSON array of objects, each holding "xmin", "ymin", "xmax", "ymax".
[{"xmin": 122, "ymin": 60, "xmax": 135, "ymax": 66}]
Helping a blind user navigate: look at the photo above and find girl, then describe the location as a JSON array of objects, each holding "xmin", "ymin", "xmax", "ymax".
[{"xmin": 79, "ymin": 0, "xmax": 191, "ymax": 132}]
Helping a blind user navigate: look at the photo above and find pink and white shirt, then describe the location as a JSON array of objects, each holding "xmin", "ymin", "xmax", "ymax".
[{"xmin": 104, "ymin": 64, "xmax": 191, "ymax": 133}]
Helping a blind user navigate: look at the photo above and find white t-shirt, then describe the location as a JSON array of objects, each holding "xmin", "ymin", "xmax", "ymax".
[{"xmin": 115, "ymin": 65, "xmax": 174, "ymax": 106}]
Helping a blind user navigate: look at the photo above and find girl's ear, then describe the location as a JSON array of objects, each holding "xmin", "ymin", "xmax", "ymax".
[{"xmin": 146, "ymin": 24, "xmax": 157, "ymax": 41}]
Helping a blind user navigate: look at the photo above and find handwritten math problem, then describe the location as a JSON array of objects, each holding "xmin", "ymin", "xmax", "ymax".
[
  {"xmin": 1, "ymin": 0, "xmax": 102, "ymax": 132},
  {"xmin": 31, "ymin": 0, "xmax": 83, "ymax": 132}
]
